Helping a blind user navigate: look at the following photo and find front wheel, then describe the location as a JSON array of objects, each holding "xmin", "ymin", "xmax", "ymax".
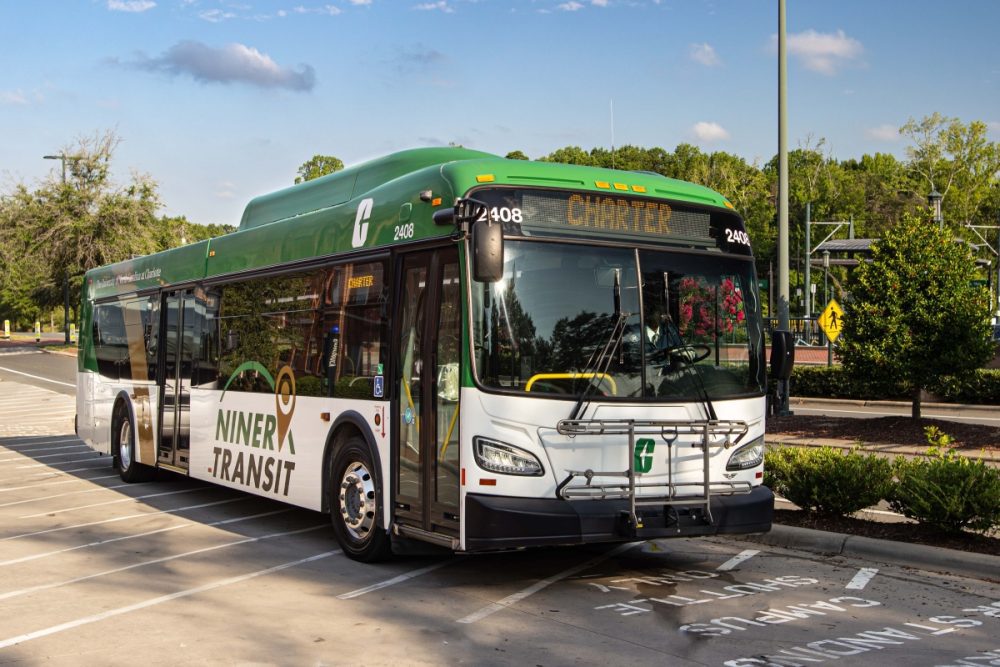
[
  {"xmin": 329, "ymin": 435, "xmax": 391, "ymax": 562},
  {"xmin": 113, "ymin": 406, "xmax": 153, "ymax": 483}
]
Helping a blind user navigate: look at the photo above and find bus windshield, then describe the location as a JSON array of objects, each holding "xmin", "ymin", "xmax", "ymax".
[{"xmin": 471, "ymin": 240, "xmax": 765, "ymax": 401}]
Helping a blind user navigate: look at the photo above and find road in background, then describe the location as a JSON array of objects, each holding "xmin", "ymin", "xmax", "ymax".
[{"xmin": 0, "ymin": 349, "xmax": 76, "ymax": 396}]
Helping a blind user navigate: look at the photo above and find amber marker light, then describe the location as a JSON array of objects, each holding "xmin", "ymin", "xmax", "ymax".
[
  {"xmin": 724, "ymin": 200, "xmax": 736, "ymax": 210},
  {"xmin": 432, "ymin": 197, "xmax": 442, "ymax": 206},
  {"xmin": 613, "ymin": 183, "xmax": 629, "ymax": 191},
  {"xmin": 595, "ymin": 181, "xmax": 611, "ymax": 189},
  {"xmin": 632, "ymin": 185, "xmax": 647, "ymax": 193},
  {"xmin": 208, "ymin": 250, "xmax": 216, "ymax": 257},
  {"xmin": 476, "ymin": 174, "xmax": 495, "ymax": 183}
]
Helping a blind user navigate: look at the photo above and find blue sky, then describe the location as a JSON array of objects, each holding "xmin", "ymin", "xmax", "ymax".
[{"xmin": 2, "ymin": 0, "xmax": 998, "ymax": 225}]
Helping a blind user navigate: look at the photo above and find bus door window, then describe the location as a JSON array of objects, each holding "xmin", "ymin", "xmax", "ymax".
[
  {"xmin": 396, "ymin": 259, "xmax": 427, "ymax": 504},
  {"xmin": 434, "ymin": 260, "xmax": 461, "ymax": 512}
]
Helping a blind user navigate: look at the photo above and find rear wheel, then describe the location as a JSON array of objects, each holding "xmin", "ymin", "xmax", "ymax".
[
  {"xmin": 329, "ymin": 435, "xmax": 391, "ymax": 562},
  {"xmin": 114, "ymin": 406, "xmax": 153, "ymax": 483}
]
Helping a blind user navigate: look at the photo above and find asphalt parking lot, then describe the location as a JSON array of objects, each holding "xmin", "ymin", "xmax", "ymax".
[{"xmin": 0, "ymin": 375, "xmax": 999, "ymax": 665}]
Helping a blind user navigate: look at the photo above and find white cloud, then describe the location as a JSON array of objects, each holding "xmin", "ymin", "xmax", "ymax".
[
  {"xmin": 293, "ymin": 5, "xmax": 342, "ymax": 15},
  {"xmin": 107, "ymin": 0, "xmax": 156, "ymax": 12},
  {"xmin": 692, "ymin": 121, "xmax": 730, "ymax": 142},
  {"xmin": 591, "ymin": 0, "xmax": 609, "ymax": 6},
  {"xmin": 1, "ymin": 90, "xmax": 28, "ymax": 106},
  {"xmin": 348, "ymin": 0, "xmax": 372, "ymax": 4},
  {"xmin": 866, "ymin": 124, "xmax": 900, "ymax": 142},
  {"xmin": 126, "ymin": 41, "xmax": 316, "ymax": 91},
  {"xmin": 558, "ymin": 1, "xmax": 584, "ymax": 10},
  {"xmin": 780, "ymin": 29, "xmax": 863, "ymax": 75},
  {"xmin": 199, "ymin": 9, "xmax": 236, "ymax": 22},
  {"xmin": 689, "ymin": 42, "xmax": 721, "ymax": 67},
  {"xmin": 414, "ymin": 1, "xmax": 454, "ymax": 12}
]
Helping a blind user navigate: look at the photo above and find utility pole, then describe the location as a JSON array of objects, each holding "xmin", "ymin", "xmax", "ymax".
[
  {"xmin": 44, "ymin": 153, "xmax": 82, "ymax": 344},
  {"xmin": 776, "ymin": 0, "xmax": 792, "ymax": 415}
]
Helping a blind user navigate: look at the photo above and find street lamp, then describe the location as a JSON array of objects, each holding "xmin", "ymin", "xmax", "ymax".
[
  {"xmin": 43, "ymin": 153, "xmax": 82, "ymax": 344},
  {"xmin": 928, "ymin": 190, "xmax": 943, "ymax": 230}
]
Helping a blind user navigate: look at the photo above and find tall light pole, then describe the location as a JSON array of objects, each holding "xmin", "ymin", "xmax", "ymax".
[
  {"xmin": 43, "ymin": 153, "xmax": 82, "ymax": 344},
  {"xmin": 775, "ymin": 0, "xmax": 792, "ymax": 414},
  {"xmin": 43, "ymin": 153, "xmax": 81, "ymax": 185}
]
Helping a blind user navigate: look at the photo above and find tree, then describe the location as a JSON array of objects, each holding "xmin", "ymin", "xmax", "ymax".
[
  {"xmin": 504, "ymin": 150, "xmax": 529, "ymax": 161},
  {"xmin": 0, "ymin": 130, "xmax": 162, "ymax": 325},
  {"xmin": 295, "ymin": 155, "xmax": 344, "ymax": 184},
  {"xmin": 900, "ymin": 113, "xmax": 1000, "ymax": 227},
  {"xmin": 838, "ymin": 213, "xmax": 993, "ymax": 419}
]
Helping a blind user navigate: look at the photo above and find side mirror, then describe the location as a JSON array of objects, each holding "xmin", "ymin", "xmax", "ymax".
[
  {"xmin": 769, "ymin": 330, "xmax": 795, "ymax": 381},
  {"xmin": 472, "ymin": 219, "xmax": 504, "ymax": 283}
]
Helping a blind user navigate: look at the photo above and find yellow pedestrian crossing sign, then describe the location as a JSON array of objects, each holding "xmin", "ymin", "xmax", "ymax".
[{"xmin": 818, "ymin": 299, "xmax": 844, "ymax": 342}]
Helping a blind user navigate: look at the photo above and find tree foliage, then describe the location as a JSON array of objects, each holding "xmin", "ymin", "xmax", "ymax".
[
  {"xmin": 295, "ymin": 155, "xmax": 344, "ymax": 184},
  {"xmin": 838, "ymin": 213, "xmax": 994, "ymax": 418},
  {"xmin": 0, "ymin": 130, "xmax": 234, "ymax": 328}
]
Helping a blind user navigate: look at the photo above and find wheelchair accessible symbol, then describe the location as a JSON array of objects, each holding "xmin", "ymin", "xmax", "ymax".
[
  {"xmin": 373, "ymin": 375, "xmax": 384, "ymax": 398},
  {"xmin": 404, "ymin": 407, "xmax": 414, "ymax": 425}
]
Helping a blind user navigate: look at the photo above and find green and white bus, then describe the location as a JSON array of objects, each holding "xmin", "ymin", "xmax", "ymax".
[{"xmin": 77, "ymin": 147, "xmax": 776, "ymax": 561}]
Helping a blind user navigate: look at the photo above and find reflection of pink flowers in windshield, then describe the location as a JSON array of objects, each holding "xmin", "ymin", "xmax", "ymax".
[{"xmin": 677, "ymin": 276, "xmax": 745, "ymax": 337}]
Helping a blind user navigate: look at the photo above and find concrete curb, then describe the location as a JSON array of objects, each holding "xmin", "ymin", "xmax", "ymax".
[{"xmin": 740, "ymin": 524, "xmax": 1000, "ymax": 582}]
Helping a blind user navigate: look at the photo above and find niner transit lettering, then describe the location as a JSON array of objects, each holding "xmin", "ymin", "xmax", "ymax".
[{"xmin": 211, "ymin": 409, "xmax": 296, "ymax": 496}]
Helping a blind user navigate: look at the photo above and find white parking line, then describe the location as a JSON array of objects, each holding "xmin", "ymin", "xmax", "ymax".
[
  {"xmin": 0, "ymin": 447, "xmax": 91, "ymax": 461},
  {"xmin": 0, "ymin": 437, "xmax": 81, "ymax": 449},
  {"xmin": 0, "ymin": 509, "xmax": 292, "ymax": 568},
  {"xmin": 0, "ymin": 474, "xmax": 118, "ymax": 493},
  {"xmin": 0, "ymin": 524, "xmax": 327, "ymax": 601},
  {"xmin": 19, "ymin": 487, "xmax": 209, "ymax": 518},
  {"xmin": 338, "ymin": 559, "xmax": 455, "ymax": 599},
  {"xmin": 457, "ymin": 542, "xmax": 638, "ymax": 624},
  {"xmin": 15, "ymin": 455, "xmax": 107, "ymax": 468},
  {"xmin": 0, "ymin": 465, "xmax": 109, "ymax": 484},
  {"xmin": 0, "ymin": 366, "xmax": 75, "ymax": 387},
  {"xmin": 0, "ymin": 550, "xmax": 341, "ymax": 650},
  {"xmin": 1, "ymin": 497, "xmax": 245, "ymax": 541},
  {"xmin": 717, "ymin": 549, "xmax": 760, "ymax": 571},
  {"xmin": 846, "ymin": 567, "xmax": 879, "ymax": 590},
  {"xmin": 0, "ymin": 482, "xmax": 141, "ymax": 508}
]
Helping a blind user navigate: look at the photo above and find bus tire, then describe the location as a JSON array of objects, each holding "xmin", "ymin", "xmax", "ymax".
[
  {"xmin": 113, "ymin": 405, "xmax": 153, "ymax": 484},
  {"xmin": 329, "ymin": 435, "xmax": 391, "ymax": 562}
]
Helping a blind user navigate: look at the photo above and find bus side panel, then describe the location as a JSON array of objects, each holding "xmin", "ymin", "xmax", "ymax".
[{"xmin": 189, "ymin": 389, "xmax": 391, "ymax": 513}]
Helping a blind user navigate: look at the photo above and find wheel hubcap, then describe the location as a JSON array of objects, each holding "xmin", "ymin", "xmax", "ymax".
[
  {"xmin": 339, "ymin": 461, "xmax": 376, "ymax": 541},
  {"xmin": 118, "ymin": 419, "xmax": 132, "ymax": 470}
]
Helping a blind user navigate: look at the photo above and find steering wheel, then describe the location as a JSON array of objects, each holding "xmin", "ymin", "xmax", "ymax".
[{"xmin": 649, "ymin": 344, "xmax": 712, "ymax": 365}]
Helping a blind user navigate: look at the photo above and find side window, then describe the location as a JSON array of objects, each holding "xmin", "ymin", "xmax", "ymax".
[
  {"xmin": 217, "ymin": 260, "xmax": 387, "ymax": 399},
  {"xmin": 324, "ymin": 261, "xmax": 387, "ymax": 398},
  {"xmin": 94, "ymin": 303, "xmax": 128, "ymax": 380}
]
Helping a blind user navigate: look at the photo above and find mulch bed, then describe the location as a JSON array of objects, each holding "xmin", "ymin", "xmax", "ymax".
[{"xmin": 769, "ymin": 414, "xmax": 1000, "ymax": 451}]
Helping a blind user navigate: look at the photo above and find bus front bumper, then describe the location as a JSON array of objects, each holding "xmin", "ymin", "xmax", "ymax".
[{"xmin": 463, "ymin": 486, "xmax": 773, "ymax": 552}]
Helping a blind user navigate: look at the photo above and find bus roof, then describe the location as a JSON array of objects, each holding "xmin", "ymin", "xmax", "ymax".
[{"xmin": 84, "ymin": 147, "xmax": 736, "ymax": 300}]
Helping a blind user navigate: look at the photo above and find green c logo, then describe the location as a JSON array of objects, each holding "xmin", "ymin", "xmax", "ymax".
[{"xmin": 634, "ymin": 438, "xmax": 655, "ymax": 473}]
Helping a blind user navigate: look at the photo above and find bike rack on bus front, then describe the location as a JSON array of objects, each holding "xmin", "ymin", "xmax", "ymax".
[{"xmin": 554, "ymin": 419, "xmax": 751, "ymax": 535}]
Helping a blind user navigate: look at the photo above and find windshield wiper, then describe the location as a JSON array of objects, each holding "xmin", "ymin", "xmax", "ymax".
[{"xmin": 570, "ymin": 269, "xmax": 629, "ymax": 421}]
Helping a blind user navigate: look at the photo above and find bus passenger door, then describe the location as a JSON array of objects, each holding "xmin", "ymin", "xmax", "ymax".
[
  {"xmin": 159, "ymin": 288, "xmax": 219, "ymax": 471},
  {"xmin": 394, "ymin": 247, "xmax": 461, "ymax": 539}
]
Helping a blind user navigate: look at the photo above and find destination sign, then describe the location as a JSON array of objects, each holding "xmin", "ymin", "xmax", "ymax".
[{"xmin": 470, "ymin": 187, "xmax": 751, "ymax": 255}]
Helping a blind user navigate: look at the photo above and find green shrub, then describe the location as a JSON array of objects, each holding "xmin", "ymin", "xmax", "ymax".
[
  {"xmin": 788, "ymin": 365, "xmax": 1000, "ymax": 405},
  {"xmin": 889, "ymin": 447, "xmax": 1000, "ymax": 534},
  {"xmin": 764, "ymin": 445, "xmax": 893, "ymax": 517}
]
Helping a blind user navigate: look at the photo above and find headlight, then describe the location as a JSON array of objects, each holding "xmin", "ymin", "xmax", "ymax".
[
  {"xmin": 473, "ymin": 437, "xmax": 544, "ymax": 476},
  {"xmin": 726, "ymin": 436, "xmax": 764, "ymax": 471}
]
